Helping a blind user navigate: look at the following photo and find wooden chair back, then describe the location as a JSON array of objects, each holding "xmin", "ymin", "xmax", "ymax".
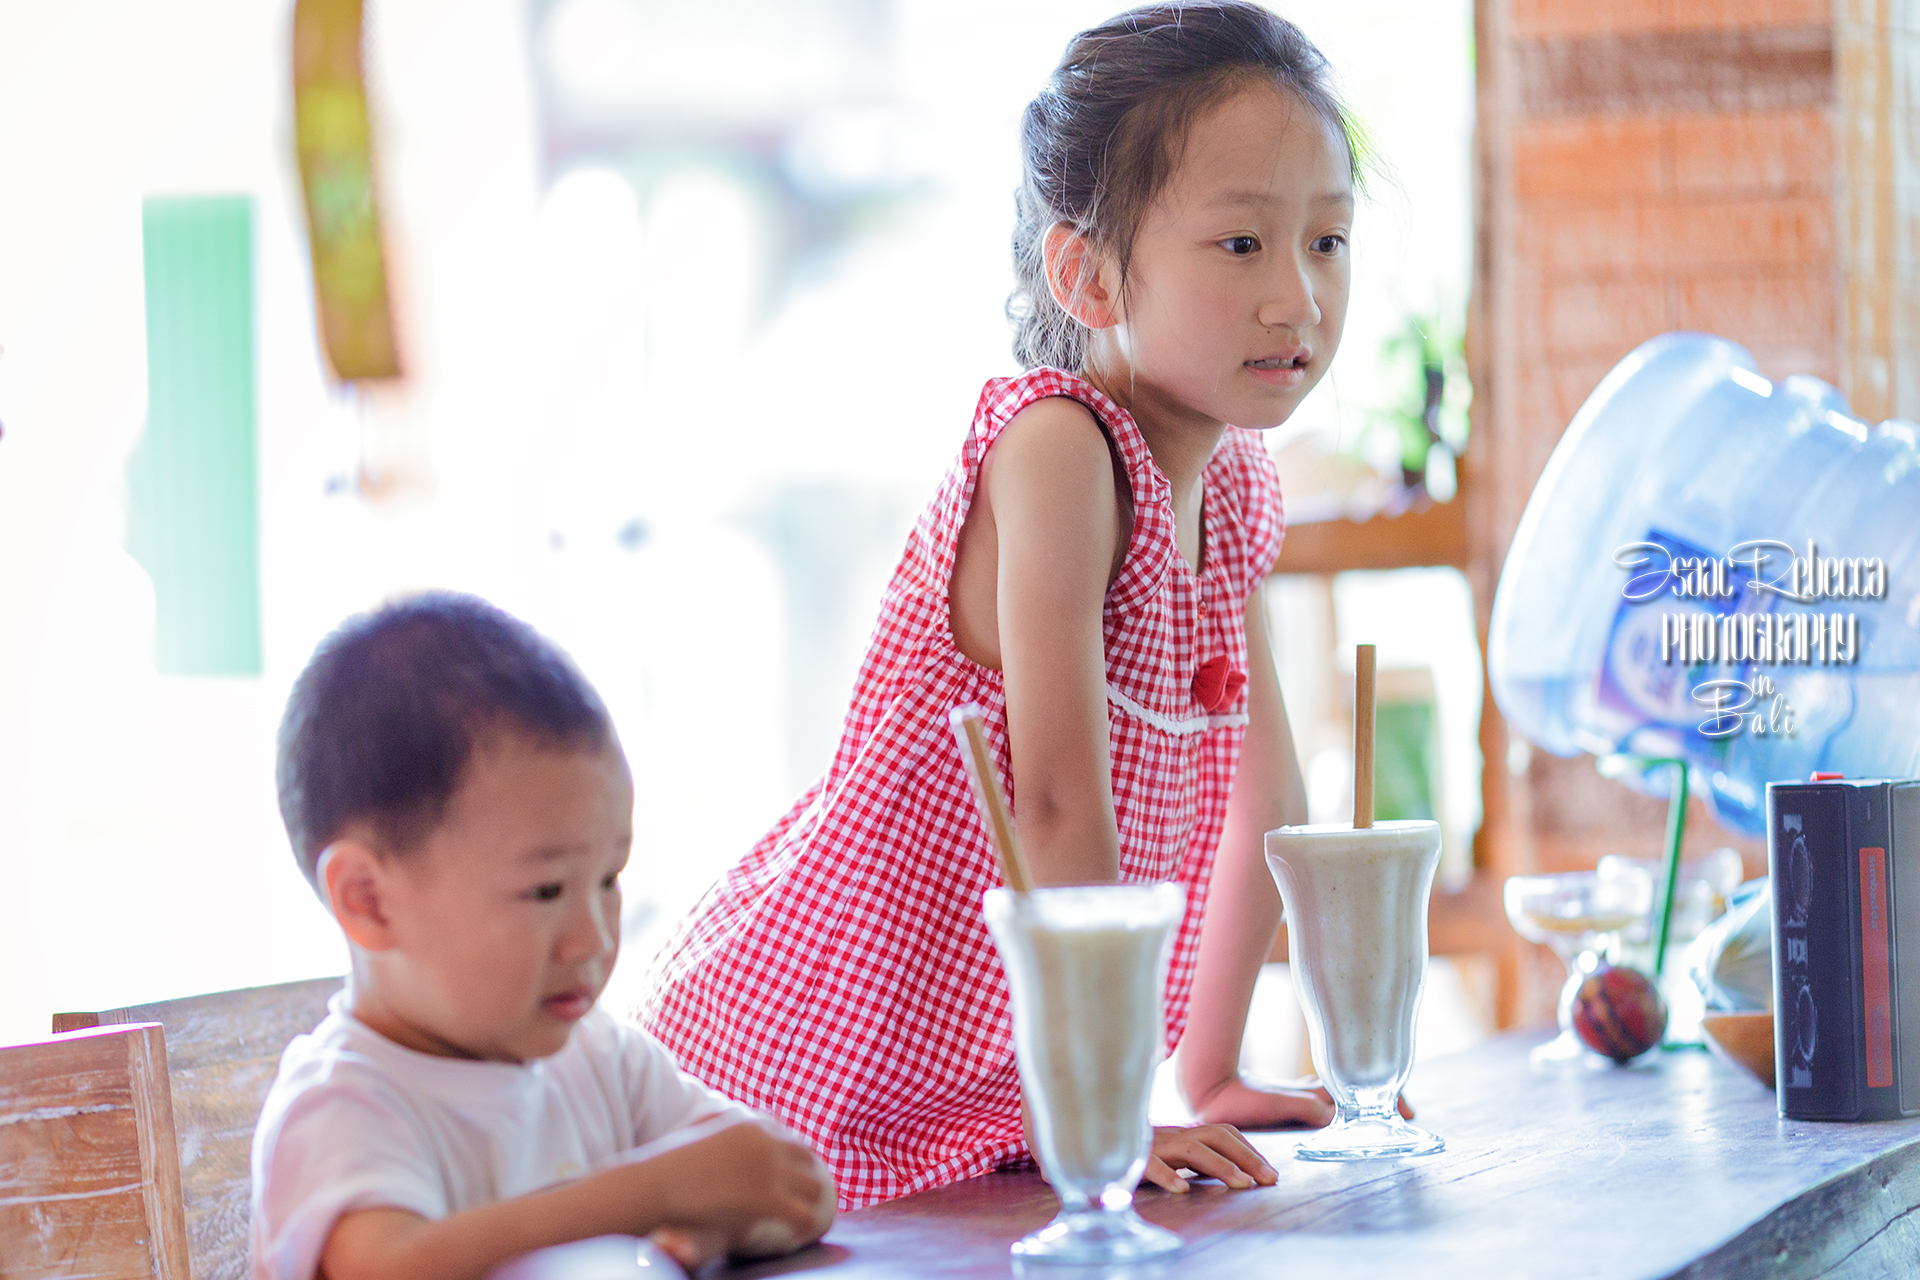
[
  {"xmin": 0, "ymin": 1022, "xmax": 191, "ymax": 1280},
  {"xmin": 53, "ymin": 976, "xmax": 344, "ymax": 1280}
]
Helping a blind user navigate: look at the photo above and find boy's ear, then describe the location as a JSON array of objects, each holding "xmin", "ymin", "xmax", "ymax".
[
  {"xmin": 1042, "ymin": 223, "xmax": 1120, "ymax": 330},
  {"xmin": 320, "ymin": 840, "xmax": 400, "ymax": 952}
]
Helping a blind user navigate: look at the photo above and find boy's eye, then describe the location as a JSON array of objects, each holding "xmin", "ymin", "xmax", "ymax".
[
  {"xmin": 600, "ymin": 872, "xmax": 620, "ymax": 891},
  {"xmin": 1313, "ymin": 233, "xmax": 1348, "ymax": 255},
  {"xmin": 529, "ymin": 882, "xmax": 563, "ymax": 902},
  {"xmin": 1221, "ymin": 235, "xmax": 1260, "ymax": 256}
]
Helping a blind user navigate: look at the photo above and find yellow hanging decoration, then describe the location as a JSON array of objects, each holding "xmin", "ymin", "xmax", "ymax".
[{"xmin": 292, "ymin": 0, "xmax": 401, "ymax": 381}]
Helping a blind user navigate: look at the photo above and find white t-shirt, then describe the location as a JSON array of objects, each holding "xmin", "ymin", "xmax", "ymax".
[{"xmin": 249, "ymin": 991, "xmax": 748, "ymax": 1280}]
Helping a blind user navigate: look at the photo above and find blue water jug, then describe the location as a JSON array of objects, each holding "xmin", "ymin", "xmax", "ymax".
[{"xmin": 1488, "ymin": 332, "xmax": 1920, "ymax": 835}]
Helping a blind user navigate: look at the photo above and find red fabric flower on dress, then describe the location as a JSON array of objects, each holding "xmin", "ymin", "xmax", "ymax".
[{"xmin": 1192, "ymin": 656, "xmax": 1246, "ymax": 713}]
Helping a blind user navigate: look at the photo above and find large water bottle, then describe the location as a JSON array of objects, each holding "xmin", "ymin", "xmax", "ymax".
[{"xmin": 1488, "ymin": 332, "xmax": 1920, "ymax": 836}]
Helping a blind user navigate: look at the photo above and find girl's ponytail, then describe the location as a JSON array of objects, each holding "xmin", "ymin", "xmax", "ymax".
[{"xmin": 1009, "ymin": 177, "xmax": 1085, "ymax": 372}]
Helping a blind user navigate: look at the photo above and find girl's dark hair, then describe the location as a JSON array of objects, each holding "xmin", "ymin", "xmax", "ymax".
[
  {"xmin": 276, "ymin": 591, "xmax": 613, "ymax": 884},
  {"xmin": 1010, "ymin": 2, "xmax": 1362, "ymax": 370}
]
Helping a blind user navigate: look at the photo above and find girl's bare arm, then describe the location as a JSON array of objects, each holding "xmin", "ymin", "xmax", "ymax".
[
  {"xmin": 1176, "ymin": 585, "xmax": 1333, "ymax": 1127},
  {"xmin": 971, "ymin": 418, "xmax": 1301, "ymax": 1183},
  {"xmin": 951, "ymin": 396, "xmax": 1128, "ymax": 886}
]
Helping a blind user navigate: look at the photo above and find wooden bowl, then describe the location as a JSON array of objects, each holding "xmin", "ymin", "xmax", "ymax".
[{"xmin": 1701, "ymin": 1012, "xmax": 1775, "ymax": 1089}]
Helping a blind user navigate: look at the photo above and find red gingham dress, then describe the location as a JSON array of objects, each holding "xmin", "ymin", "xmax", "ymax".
[{"xmin": 638, "ymin": 367, "xmax": 1285, "ymax": 1209}]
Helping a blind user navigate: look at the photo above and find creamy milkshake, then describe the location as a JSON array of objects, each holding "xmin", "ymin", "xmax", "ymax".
[
  {"xmin": 984, "ymin": 883, "xmax": 1184, "ymax": 1263},
  {"xmin": 1265, "ymin": 819, "xmax": 1445, "ymax": 1160}
]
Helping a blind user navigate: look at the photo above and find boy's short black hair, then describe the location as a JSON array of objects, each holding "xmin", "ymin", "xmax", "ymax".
[{"xmin": 276, "ymin": 591, "xmax": 614, "ymax": 884}]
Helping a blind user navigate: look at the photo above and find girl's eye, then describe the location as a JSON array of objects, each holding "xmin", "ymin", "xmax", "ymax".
[
  {"xmin": 1314, "ymin": 233, "xmax": 1348, "ymax": 255},
  {"xmin": 600, "ymin": 872, "xmax": 620, "ymax": 891},
  {"xmin": 529, "ymin": 882, "xmax": 563, "ymax": 902},
  {"xmin": 1221, "ymin": 235, "xmax": 1260, "ymax": 257}
]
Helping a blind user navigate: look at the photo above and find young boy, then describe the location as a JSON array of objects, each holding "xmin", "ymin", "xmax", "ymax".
[{"xmin": 252, "ymin": 593, "xmax": 832, "ymax": 1280}]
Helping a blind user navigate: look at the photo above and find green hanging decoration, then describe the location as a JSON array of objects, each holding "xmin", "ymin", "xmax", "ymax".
[{"xmin": 128, "ymin": 197, "xmax": 264, "ymax": 677}]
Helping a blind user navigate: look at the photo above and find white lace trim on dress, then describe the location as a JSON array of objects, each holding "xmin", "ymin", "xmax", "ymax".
[{"xmin": 1105, "ymin": 682, "xmax": 1248, "ymax": 736}]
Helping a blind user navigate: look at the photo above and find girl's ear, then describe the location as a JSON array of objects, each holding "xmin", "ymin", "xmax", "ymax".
[
  {"xmin": 321, "ymin": 839, "xmax": 401, "ymax": 952},
  {"xmin": 1042, "ymin": 223, "xmax": 1120, "ymax": 329}
]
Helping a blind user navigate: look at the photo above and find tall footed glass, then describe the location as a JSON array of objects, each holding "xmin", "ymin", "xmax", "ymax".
[
  {"xmin": 984, "ymin": 883, "xmax": 1186, "ymax": 1264},
  {"xmin": 1265, "ymin": 820, "xmax": 1445, "ymax": 1161}
]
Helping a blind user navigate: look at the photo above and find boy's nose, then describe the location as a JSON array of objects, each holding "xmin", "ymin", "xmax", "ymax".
[{"xmin": 558, "ymin": 892, "xmax": 618, "ymax": 963}]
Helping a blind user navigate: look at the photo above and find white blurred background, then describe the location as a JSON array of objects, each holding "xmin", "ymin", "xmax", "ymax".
[{"xmin": 0, "ymin": 0, "xmax": 1476, "ymax": 1051}]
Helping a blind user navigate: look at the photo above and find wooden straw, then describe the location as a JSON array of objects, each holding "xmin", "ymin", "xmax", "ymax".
[
  {"xmin": 948, "ymin": 704, "xmax": 1034, "ymax": 894},
  {"xmin": 1353, "ymin": 644, "xmax": 1377, "ymax": 829}
]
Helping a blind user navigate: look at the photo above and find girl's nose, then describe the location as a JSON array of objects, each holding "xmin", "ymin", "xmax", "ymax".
[{"xmin": 1258, "ymin": 254, "xmax": 1322, "ymax": 330}]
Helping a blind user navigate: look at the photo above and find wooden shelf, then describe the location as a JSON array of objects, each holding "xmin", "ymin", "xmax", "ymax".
[{"xmin": 1273, "ymin": 494, "xmax": 1469, "ymax": 575}]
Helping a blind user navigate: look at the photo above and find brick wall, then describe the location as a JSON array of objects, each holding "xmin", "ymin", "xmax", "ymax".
[
  {"xmin": 1496, "ymin": 1, "xmax": 1839, "ymax": 507},
  {"xmin": 1467, "ymin": 0, "xmax": 1920, "ymax": 1021},
  {"xmin": 1837, "ymin": 1, "xmax": 1920, "ymax": 422}
]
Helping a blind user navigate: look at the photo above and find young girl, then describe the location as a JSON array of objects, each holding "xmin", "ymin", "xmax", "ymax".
[{"xmin": 641, "ymin": 1, "xmax": 1357, "ymax": 1209}]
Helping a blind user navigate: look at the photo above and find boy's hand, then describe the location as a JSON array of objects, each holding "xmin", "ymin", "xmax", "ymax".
[
  {"xmin": 649, "ymin": 1118, "xmax": 834, "ymax": 1255},
  {"xmin": 314, "ymin": 1118, "xmax": 832, "ymax": 1280},
  {"xmin": 1143, "ymin": 1123, "xmax": 1277, "ymax": 1193},
  {"xmin": 648, "ymin": 1226, "xmax": 728, "ymax": 1272}
]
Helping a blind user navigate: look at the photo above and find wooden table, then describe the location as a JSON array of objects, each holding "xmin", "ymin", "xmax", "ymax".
[{"xmin": 722, "ymin": 1033, "xmax": 1920, "ymax": 1280}]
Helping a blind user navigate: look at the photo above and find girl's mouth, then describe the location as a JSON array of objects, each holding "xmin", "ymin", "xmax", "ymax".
[{"xmin": 1246, "ymin": 352, "xmax": 1310, "ymax": 385}]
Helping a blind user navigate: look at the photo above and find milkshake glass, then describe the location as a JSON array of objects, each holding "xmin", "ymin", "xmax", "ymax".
[
  {"xmin": 1265, "ymin": 820, "xmax": 1445, "ymax": 1160},
  {"xmin": 984, "ymin": 883, "xmax": 1185, "ymax": 1263}
]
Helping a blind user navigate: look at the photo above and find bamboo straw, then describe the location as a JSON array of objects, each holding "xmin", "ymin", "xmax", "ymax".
[
  {"xmin": 1353, "ymin": 644, "xmax": 1377, "ymax": 829},
  {"xmin": 949, "ymin": 704, "xmax": 1034, "ymax": 894}
]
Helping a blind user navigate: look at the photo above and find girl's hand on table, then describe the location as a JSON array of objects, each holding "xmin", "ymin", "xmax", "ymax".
[
  {"xmin": 1190, "ymin": 1075, "xmax": 1415, "ymax": 1129},
  {"xmin": 1144, "ymin": 1123, "xmax": 1278, "ymax": 1193},
  {"xmin": 1189, "ymin": 1074, "xmax": 1333, "ymax": 1130}
]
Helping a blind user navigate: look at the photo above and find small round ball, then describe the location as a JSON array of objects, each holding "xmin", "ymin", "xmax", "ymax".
[{"xmin": 1572, "ymin": 961, "xmax": 1669, "ymax": 1063}]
